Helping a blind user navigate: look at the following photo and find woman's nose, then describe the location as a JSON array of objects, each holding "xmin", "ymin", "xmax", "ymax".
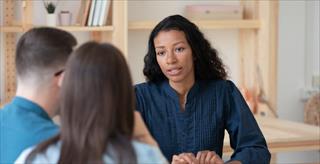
[{"xmin": 166, "ymin": 51, "xmax": 177, "ymax": 64}]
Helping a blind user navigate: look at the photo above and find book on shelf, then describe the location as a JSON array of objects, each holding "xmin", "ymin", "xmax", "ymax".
[
  {"xmin": 82, "ymin": 0, "xmax": 93, "ymax": 26},
  {"xmin": 99, "ymin": 0, "xmax": 112, "ymax": 26},
  {"xmin": 105, "ymin": 0, "xmax": 113, "ymax": 25},
  {"xmin": 75, "ymin": 0, "xmax": 92, "ymax": 26},
  {"xmin": 87, "ymin": 0, "xmax": 97, "ymax": 26},
  {"xmin": 76, "ymin": 0, "xmax": 111, "ymax": 27},
  {"xmin": 75, "ymin": 0, "xmax": 86, "ymax": 25},
  {"xmin": 92, "ymin": 0, "xmax": 104, "ymax": 26}
]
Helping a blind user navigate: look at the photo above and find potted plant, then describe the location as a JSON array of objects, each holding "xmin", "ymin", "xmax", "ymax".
[{"xmin": 43, "ymin": 1, "xmax": 57, "ymax": 26}]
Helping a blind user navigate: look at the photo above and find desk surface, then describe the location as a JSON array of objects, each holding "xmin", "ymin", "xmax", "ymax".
[{"xmin": 223, "ymin": 116, "xmax": 320, "ymax": 155}]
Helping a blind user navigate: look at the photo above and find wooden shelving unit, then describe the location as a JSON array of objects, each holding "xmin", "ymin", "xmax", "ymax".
[{"xmin": 0, "ymin": 0, "xmax": 127, "ymax": 105}]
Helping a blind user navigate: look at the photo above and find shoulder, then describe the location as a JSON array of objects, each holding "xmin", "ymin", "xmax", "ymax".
[
  {"xmin": 204, "ymin": 79, "xmax": 235, "ymax": 87},
  {"xmin": 14, "ymin": 146, "xmax": 35, "ymax": 164},
  {"xmin": 0, "ymin": 102, "xmax": 58, "ymax": 138},
  {"xmin": 196, "ymin": 80, "xmax": 240, "ymax": 102},
  {"xmin": 33, "ymin": 124, "xmax": 59, "ymax": 142},
  {"xmin": 35, "ymin": 116, "xmax": 59, "ymax": 132},
  {"xmin": 135, "ymin": 81, "xmax": 162, "ymax": 92},
  {"xmin": 134, "ymin": 81, "xmax": 166, "ymax": 98},
  {"xmin": 199, "ymin": 79, "xmax": 236, "ymax": 92},
  {"xmin": 23, "ymin": 115, "xmax": 59, "ymax": 142},
  {"xmin": 15, "ymin": 142, "xmax": 60, "ymax": 164},
  {"xmin": 0, "ymin": 102, "xmax": 14, "ymax": 120},
  {"xmin": 132, "ymin": 141, "xmax": 168, "ymax": 163}
]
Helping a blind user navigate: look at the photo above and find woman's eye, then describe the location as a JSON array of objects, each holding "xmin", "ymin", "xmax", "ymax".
[
  {"xmin": 157, "ymin": 51, "xmax": 165, "ymax": 56},
  {"xmin": 175, "ymin": 47, "xmax": 185, "ymax": 53}
]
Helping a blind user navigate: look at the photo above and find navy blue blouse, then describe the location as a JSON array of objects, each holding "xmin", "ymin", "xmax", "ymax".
[{"xmin": 135, "ymin": 80, "xmax": 270, "ymax": 163}]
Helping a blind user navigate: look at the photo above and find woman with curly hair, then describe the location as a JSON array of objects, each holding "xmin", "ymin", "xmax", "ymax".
[{"xmin": 135, "ymin": 15, "xmax": 270, "ymax": 164}]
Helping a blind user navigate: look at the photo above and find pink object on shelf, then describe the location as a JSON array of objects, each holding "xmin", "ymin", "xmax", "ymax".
[{"xmin": 185, "ymin": 5, "xmax": 243, "ymax": 20}]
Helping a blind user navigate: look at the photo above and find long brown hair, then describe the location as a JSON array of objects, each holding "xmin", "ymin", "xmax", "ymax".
[{"xmin": 27, "ymin": 42, "xmax": 137, "ymax": 164}]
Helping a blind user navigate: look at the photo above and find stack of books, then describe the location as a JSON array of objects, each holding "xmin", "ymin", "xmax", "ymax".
[{"xmin": 75, "ymin": 0, "xmax": 112, "ymax": 26}]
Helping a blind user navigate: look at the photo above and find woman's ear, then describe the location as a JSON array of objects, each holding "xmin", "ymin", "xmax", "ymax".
[{"xmin": 57, "ymin": 72, "xmax": 65, "ymax": 88}]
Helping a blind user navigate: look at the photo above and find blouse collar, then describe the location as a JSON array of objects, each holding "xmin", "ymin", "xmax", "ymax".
[{"xmin": 162, "ymin": 80, "xmax": 200, "ymax": 102}]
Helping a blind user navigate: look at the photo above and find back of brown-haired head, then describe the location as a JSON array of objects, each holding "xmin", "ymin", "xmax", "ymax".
[
  {"xmin": 15, "ymin": 27, "xmax": 77, "ymax": 82},
  {"xmin": 26, "ymin": 42, "xmax": 137, "ymax": 164}
]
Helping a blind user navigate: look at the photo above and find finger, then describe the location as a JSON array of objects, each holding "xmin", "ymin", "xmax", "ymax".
[
  {"xmin": 197, "ymin": 151, "xmax": 207, "ymax": 164},
  {"xmin": 172, "ymin": 155, "xmax": 186, "ymax": 164},
  {"xmin": 196, "ymin": 151, "xmax": 202, "ymax": 160},
  {"xmin": 208, "ymin": 152, "xmax": 222, "ymax": 164},
  {"xmin": 205, "ymin": 152, "xmax": 215, "ymax": 164},
  {"xmin": 172, "ymin": 155, "xmax": 179, "ymax": 162},
  {"xmin": 209, "ymin": 157, "xmax": 216, "ymax": 164},
  {"xmin": 186, "ymin": 153, "xmax": 196, "ymax": 160},
  {"xmin": 179, "ymin": 153, "xmax": 195, "ymax": 164}
]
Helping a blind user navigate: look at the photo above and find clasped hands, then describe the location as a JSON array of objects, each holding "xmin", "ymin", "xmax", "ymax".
[{"xmin": 172, "ymin": 151, "xmax": 224, "ymax": 164}]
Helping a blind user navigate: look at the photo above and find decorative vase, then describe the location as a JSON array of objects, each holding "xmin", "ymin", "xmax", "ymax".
[{"xmin": 46, "ymin": 13, "xmax": 57, "ymax": 26}]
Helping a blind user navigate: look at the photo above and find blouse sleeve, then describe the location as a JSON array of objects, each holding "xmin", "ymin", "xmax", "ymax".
[{"xmin": 224, "ymin": 80, "xmax": 270, "ymax": 164}]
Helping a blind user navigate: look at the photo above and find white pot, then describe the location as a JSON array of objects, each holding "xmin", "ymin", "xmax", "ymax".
[
  {"xmin": 59, "ymin": 12, "xmax": 72, "ymax": 26},
  {"xmin": 46, "ymin": 13, "xmax": 57, "ymax": 26}
]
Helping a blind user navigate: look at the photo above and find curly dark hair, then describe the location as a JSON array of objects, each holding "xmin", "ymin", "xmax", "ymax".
[{"xmin": 143, "ymin": 14, "xmax": 228, "ymax": 82}]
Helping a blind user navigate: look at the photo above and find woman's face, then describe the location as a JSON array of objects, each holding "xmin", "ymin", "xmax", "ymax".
[{"xmin": 154, "ymin": 30, "xmax": 195, "ymax": 84}]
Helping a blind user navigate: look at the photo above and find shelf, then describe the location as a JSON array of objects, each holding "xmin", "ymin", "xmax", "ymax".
[
  {"xmin": 55, "ymin": 25, "xmax": 114, "ymax": 32},
  {"xmin": 0, "ymin": 25, "xmax": 114, "ymax": 33},
  {"xmin": 0, "ymin": 26, "xmax": 24, "ymax": 33},
  {"xmin": 2, "ymin": 20, "xmax": 259, "ymax": 32},
  {"xmin": 129, "ymin": 20, "xmax": 261, "ymax": 30}
]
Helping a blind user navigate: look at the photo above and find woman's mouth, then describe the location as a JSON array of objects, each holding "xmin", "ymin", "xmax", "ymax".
[{"xmin": 167, "ymin": 67, "xmax": 182, "ymax": 76}]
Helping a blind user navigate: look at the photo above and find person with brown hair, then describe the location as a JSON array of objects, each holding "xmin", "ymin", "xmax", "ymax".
[
  {"xmin": 0, "ymin": 27, "xmax": 77, "ymax": 163},
  {"xmin": 15, "ymin": 42, "xmax": 166, "ymax": 164}
]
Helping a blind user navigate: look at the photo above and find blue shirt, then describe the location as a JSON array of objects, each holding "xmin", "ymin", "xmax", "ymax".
[
  {"xmin": 135, "ymin": 80, "xmax": 270, "ymax": 163},
  {"xmin": 15, "ymin": 140, "xmax": 167, "ymax": 163},
  {"xmin": 0, "ymin": 96, "xmax": 59, "ymax": 163}
]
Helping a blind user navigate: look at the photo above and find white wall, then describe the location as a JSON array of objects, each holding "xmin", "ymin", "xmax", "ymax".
[
  {"xmin": 277, "ymin": 1, "xmax": 320, "ymax": 163},
  {"xmin": 305, "ymin": 0, "xmax": 320, "ymax": 88}
]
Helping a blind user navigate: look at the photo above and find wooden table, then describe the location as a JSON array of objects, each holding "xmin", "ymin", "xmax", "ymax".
[{"xmin": 223, "ymin": 116, "xmax": 320, "ymax": 155}]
